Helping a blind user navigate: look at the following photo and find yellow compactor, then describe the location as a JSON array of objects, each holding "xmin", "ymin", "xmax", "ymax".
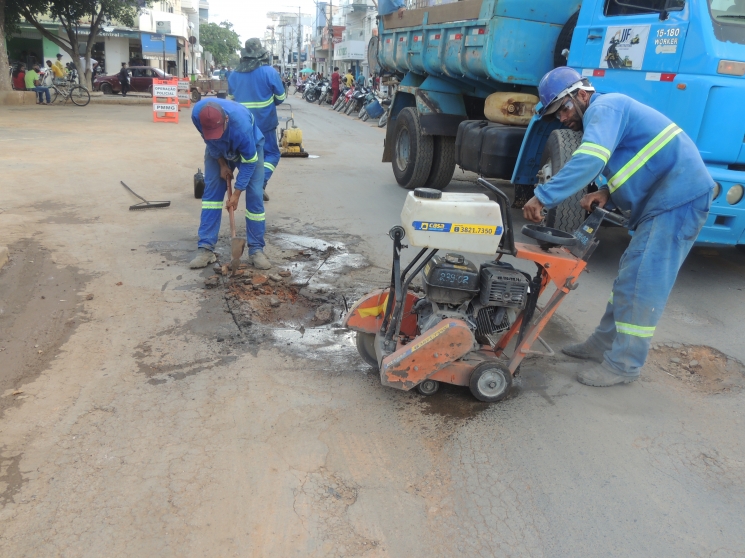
[{"xmin": 278, "ymin": 105, "xmax": 309, "ymax": 158}]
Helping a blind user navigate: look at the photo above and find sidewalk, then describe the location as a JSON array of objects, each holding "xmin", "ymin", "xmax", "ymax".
[{"xmin": 89, "ymin": 91, "xmax": 153, "ymax": 106}]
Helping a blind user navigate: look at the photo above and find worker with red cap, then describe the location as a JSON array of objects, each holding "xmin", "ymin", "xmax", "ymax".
[{"xmin": 189, "ymin": 98, "xmax": 272, "ymax": 270}]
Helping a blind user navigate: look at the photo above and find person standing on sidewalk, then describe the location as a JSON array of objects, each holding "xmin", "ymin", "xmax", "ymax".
[
  {"xmin": 523, "ymin": 67, "xmax": 713, "ymax": 387},
  {"xmin": 331, "ymin": 67, "xmax": 340, "ymax": 105},
  {"xmin": 118, "ymin": 63, "xmax": 131, "ymax": 97},
  {"xmin": 189, "ymin": 99, "xmax": 272, "ymax": 270},
  {"xmin": 228, "ymin": 38, "xmax": 285, "ymax": 202}
]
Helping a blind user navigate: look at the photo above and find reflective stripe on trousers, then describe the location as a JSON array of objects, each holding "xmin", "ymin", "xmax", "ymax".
[
  {"xmin": 589, "ymin": 192, "xmax": 711, "ymax": 376},
  {"xmin": 197, "ymin": 144, "xmax": 266, "ymax": 255},
  {"xmin": 262, "ymin": 127, "xmax": 280, "ymax": 188}
]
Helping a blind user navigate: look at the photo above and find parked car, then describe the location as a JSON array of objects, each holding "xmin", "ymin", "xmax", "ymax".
[{"xmin": 93, "ymin": 66, "xmax": 172, "ymax": 95}]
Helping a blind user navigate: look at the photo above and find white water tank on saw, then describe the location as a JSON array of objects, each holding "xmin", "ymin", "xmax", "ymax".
[{"xmin": 400, "ymin": 188, "xmax": 504, "ymax": 255}]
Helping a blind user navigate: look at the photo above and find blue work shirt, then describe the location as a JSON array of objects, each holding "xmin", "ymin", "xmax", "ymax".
[
  {"xmin": 534, "ymin": 93, "xmax": 714, "ymax": 229},
  {"xmin": 191, "ymin": 98, "xmax": 265, "ymax": 192},
  {"xmin": 228, "ymin": 66, "xmax": 286, "ymax": 132}
]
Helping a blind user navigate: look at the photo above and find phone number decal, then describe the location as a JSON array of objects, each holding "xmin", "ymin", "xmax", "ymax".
[{"xmin": 412, "ymin": 221, "xmax": 503, "ymax": 235}]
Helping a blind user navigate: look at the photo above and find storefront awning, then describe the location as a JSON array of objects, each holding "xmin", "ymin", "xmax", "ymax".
[{"xmin": 141, "ymin": 33, "xmax": 177, "ymax": 58}]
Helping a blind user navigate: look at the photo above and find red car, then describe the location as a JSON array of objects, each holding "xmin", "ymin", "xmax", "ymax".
[{"xmin": 94, "ymin": 66, "xmax": 172, "ymax": 95}]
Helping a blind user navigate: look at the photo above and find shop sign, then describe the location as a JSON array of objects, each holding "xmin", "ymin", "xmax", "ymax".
[{"xmin": 333, "ymin": 41, "xmax": 365, "ymax": 60}]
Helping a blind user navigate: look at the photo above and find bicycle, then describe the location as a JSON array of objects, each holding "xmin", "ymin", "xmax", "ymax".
[{"xmin": 50, "ymin": 79, "xmax": 90, "ymax": 107}]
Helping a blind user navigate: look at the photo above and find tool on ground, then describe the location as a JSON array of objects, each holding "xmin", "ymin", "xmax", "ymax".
[
  {"xmin": 278, "ymin": 104, "xmax": 309, "ymax": 158},
  {"xmin": 343, "ymin": 179, "xmax": 628, "ymax": 403},
  {"xmin": 194, "ymin": 168, "xmax": 205, "ymax": 199},
  {"xmin": 120, "ymin": 181, "xmax": 171, "ymax": 210},
  {"xmin": 225, "ymin": 176, "xmax": 246, "ymax": 275}
]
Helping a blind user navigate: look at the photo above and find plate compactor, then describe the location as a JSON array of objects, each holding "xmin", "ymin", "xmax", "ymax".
[
  {"xmin": 343, "ymin": 179, "xmax": 626, "ymax": 402},
  {"xmin": 278, "ymin": 104, "xmax": 309, "ymax": 158}
]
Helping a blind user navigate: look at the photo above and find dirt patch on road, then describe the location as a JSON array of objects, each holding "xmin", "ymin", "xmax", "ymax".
[
  {"xmin": 649, "ymin": 344, "xmax": 745, "ymax": 394},
  {"xmin": 0, "ymin": 239, "xmax": 88, "ymax": 417}
]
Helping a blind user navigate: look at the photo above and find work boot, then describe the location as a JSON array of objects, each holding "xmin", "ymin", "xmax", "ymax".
[
  {"xmin": 250, "ymin": 251, "xmax": 272, "ymax": 270},
  {"xmin": 577, "ymin": 362, "xmax": 637, "ymax": 387},
  {"xmin": 189, "ymin": 248, "xmax": 216, "ymax": 269},
  {"xmin": 263, "ymin": 190, "xmax": 270, "ymax": 202},
  {"xmin": 562, "ymin": 338, "xmax": 605, "ymax": 363}
]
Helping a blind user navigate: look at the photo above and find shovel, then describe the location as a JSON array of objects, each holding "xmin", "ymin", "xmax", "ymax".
[{"xmin": 226, "ymin": 176, "xmax": 246, "ymax": 275}]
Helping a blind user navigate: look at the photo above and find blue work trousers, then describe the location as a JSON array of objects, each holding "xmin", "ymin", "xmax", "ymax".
[
  {"xmin": 198, "ymin": 144, "xmax": 266, "ymax": 255},
  {"xmin": 262, "ymin": 127, "xmax": 280, "ymax": 188},
  {"xmin": 589, "ymin": 192, "xmax": 711, "ymax": 376}
]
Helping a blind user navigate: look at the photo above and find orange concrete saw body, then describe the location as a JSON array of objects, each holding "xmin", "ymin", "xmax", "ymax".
[{"xmin": 343, "ymin": 179, "xmax": 625, "ymax": 402}]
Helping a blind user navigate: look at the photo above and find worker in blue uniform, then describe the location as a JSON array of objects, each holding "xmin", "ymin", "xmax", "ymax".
[
  {"xmin": 523, "ymin": 67, "xmax": 713, "ymax": 387},
  {"xmin": 228, "ymin": 38, "xmax": 285, "ymax": 202},
  {"xmin": 188, "ymin": 99, "xmax": 272, "ymax": 270}
]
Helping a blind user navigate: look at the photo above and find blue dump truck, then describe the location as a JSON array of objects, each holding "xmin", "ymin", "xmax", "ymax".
[{"xmin": 376, "ymin": 0, "xmax": 745, "ymax": 246}]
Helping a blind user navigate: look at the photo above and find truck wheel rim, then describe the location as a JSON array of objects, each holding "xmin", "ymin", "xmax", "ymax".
[
  {"xmin": 478, "ymin": 370, "xmax": 505, "ymax": 397},
  {"xmin": 396, "ymin": 129, "xmax": 410, "ymax": 171}
]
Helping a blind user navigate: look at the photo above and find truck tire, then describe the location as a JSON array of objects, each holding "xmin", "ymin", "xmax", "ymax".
[
  {"xmin": 424, "ymin": 136, "xmax": 456, "ymax": 191},
  {"xmin": 554, "ymin": 11, "xmax": 579, "ymax": 68},
  {"xmin": 392, "ymin": 108, "xmax": 434, "ymax": 190},
  {"xmin": 540, "ymin": 129, "xmax": 586, "ymax": 232}
]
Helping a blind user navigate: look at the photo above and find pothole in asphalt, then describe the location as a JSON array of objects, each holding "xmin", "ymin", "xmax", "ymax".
[
  {"xmin": 203, "ymin": 229, "xmax": 378, "ymax": 369},
  {"xmin": 649, "ymin": 344, "xmax": 745, "ymax": 394}
]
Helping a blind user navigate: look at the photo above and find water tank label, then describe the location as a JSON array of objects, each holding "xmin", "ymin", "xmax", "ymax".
[{"xmin": 412, "ymin": 221, "xmax": 502, "ymax": 235}]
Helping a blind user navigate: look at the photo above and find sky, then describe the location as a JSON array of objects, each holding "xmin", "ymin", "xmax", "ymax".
[{"xmin": 207, "ymin": 0, "xmax": 319, "ymax": 45}]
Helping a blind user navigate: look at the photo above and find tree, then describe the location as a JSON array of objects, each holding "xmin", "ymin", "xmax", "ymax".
[
  {"xmin": 18, "ymin": 0, "xmax": 146, "ymax": 90},
  {"xmin": 0, "ymin": 0, "xmax": 24, "ymax": 91},
  {"xmin": 200, "ymin": 21, "xmax": 240, "ymax": 67}
]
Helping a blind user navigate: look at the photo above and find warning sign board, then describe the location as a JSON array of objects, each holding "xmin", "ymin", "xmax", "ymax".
[
  {"xmin": 154, "ymin": 103, "xmax": 178, "ymax": 112},
  {"xmin": 153, "ymin": 84, "xmax": 178, "ymax": 97}
]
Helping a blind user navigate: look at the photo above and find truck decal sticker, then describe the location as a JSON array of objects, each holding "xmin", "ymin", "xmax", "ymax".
[{"xmin": 600, "ymin": 25, "xmax": 650, "ymax": 71}]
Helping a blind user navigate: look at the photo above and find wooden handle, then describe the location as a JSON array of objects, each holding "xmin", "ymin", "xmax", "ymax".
[{"xmin": 226, "ymin": 176, "xmax": 236, "ymax": 238}]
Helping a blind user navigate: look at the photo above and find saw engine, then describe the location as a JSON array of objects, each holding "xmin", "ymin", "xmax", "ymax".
[{"xmin": 414, "ymin": 253, "xmax": 531, "ymax": 346}]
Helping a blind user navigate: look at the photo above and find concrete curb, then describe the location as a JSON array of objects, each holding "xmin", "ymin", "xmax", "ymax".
[{"xmin": 0, "ymin": 91, "xmax": 37, "ymax": 105}]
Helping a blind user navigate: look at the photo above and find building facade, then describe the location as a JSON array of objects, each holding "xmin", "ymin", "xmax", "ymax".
[{"xmin": 7, "ymin": 0, "xmax": 208, "ymax": 79}]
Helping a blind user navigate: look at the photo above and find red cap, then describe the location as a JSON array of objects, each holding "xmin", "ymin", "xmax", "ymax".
[{"xmin": 199, "ymin": 103, "xmax": 226, "ymax": 140}]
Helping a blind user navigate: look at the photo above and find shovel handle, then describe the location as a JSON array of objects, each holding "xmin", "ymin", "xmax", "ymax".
[{"xmin": 226, "ymin": 176, "xmax": 237, "ymax": 238}]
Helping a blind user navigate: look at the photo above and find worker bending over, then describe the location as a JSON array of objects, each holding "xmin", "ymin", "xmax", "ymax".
[
  {"xmin": 523, "ymin": 67, "xmax": 713, "ymax": 387},
  {"xmin": 189, "ymin": 99, "xmax": 272, "ymax": 270},
  {"xmin": 229, "ymin": 38, "xmax": 285, "ymax": 202}
]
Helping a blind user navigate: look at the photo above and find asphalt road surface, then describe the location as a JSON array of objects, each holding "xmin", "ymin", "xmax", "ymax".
[{"xmin": 1, "ymin": 99, "xmax": 744, "ymax": 557}]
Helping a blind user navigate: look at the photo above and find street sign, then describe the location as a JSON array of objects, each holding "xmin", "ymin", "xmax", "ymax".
[
  {"xmin": 151, "ymin": 33, "xmax": 165, "ymax": 41},
  {"xmin": 153, "ymin": 83, "xmax": 178, "ymax": 97},
  {"xmin": 154, "ymin": 103, "xmax": 178, "ymax": 113}
]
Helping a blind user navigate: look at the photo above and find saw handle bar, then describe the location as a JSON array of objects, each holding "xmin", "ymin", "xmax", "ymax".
[
  {"xmin": 590, "ymin": 202, "xmax": 628, "ymax": 227},
  {"xmin": 477, "ymin": 178, "xmax": 517, "ymax": 257}
]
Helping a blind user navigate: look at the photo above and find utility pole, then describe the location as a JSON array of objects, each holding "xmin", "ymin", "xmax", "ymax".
[
  {"xmin": 328, "ymin": 0, "xmax": 334, "ymax": 70},
  {"xmin": 297, "ymin": 6, "xmax": 302, "ymax": 77}
]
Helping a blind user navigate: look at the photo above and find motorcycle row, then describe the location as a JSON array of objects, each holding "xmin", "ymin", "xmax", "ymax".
[{"xmin": 295, "ymin": 77, "xmax": 391, "ymax": 128}]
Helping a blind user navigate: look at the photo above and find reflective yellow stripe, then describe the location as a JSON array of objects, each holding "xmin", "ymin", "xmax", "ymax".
[
  {"xmin": 202, "ymin": 201, "xmax": 223, "ymax": 209},
  {"xmin": 264, "ymin": 162, "xmax": 276, "ymax": 171},
  {"xmin": 616, "ymin": 322, "xmax": 656, "ymax": 337},
  {"xmin": 241, "ymin": 153, "xmax": 258, "ymax": 164},
  {"xmin": 574, "ymin": 142, "xmax": 611, "ymax": 164},
  {"xmin": 227, "ymin": 94, "xmax": 235, "ymax": 100},
  {"xmin": 608, "ymin": 291, "xmax": 614, "ymax": 304},
  {"xmin": 274, "ymin": 91, "xmax": 286, "ymax": 101},
  {"xmin": 608, "ymin": 124, "xmax": 682, "ymax": 193},
  {"xmin": 240, "ymin": 98, "xmax": 273, "ymax": 109},
  {"xmin": 245, "ymin": 210, "xmax": 265, "ymax": 221},
  {"xmin": 357, "ymin": 295, "xmax": 389, "ymax": 318}
]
